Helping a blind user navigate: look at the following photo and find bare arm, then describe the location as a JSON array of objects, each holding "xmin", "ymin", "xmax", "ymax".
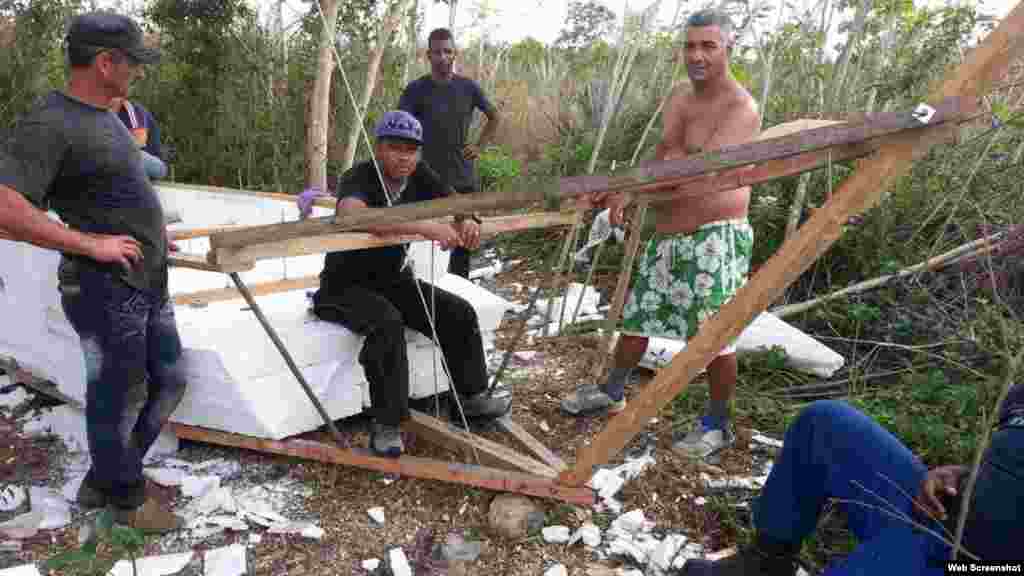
[
  {"xmin": 477, "ymin": 105, "xmax": 501, "ymax": 149},
  {"xmin": 654, "ymin": 84, "xmax": 690, "ymax": 161},
  {"xmin": 0, "ymin": 185, "xmax": 96, "ymax": 255},
  {"xmin": 0, "ymin": 185, "xmax": 143, "ymax": 269}
]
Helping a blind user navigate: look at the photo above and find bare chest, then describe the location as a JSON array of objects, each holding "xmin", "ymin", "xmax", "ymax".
[{"xmin": 679, "ymin": 102, "xmax": 728, "ymax": 154}]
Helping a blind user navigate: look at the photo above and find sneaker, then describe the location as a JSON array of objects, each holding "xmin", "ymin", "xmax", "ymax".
[
  {"xmin": 112, "ymin": 499, "xmax": 184, "ymax": 534},
  {"xmin": 370, "ymin": 422, "xmax": 404, "ymax": 458},
  {"xmin": 560, "ymin": 383, "xmax": 626, "ymax": 416},
  {"xmin": 458, "ymin": 389, "xmax": 512, "ymax": 420},
  {"xmin": 673, "ymin": 416, "xmax": 735, "ymax": 460},
  {"xmin": 75, "ymin": 477, "xmax": 107, "ymax": 510},
  {"xmin": 681, "ymin": 545, "xmax": 797, "ymax": 575}
]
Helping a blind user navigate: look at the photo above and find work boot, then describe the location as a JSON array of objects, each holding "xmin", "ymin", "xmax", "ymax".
[
  {"xmin": 75, "ymin": 477, "xmax": 107, "ymax": 510},
  {"xmin": 112, "ymin": 499, "xmax": 184, "ymax": 534},
  {"xmin": 682, "ymin": 544, "xmax": 797, "ymax": 575},
  {"xmin": 560, "ymin": 383, "xmax": 627, "ymax": 415},
  {"xmin": 370, "ymin": 422, "xmax": 404, "ymax": 458},
  {"xmin": 673, "ymin": 416, "xmax": 735, "ymax": 460},
  {"xmin": 458, "ymin": 388, "xmax": 512, "ymax": 420}
]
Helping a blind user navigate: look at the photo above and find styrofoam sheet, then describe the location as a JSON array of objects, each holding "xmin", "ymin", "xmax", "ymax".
[{"xmin": 639, "ymin": 312, "xmax": 845, "ymax": 377}]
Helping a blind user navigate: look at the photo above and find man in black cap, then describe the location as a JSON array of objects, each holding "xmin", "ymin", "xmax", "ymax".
[{"xmin": 0, "ymin": 11, "xmax": 184, "ymax": 532}]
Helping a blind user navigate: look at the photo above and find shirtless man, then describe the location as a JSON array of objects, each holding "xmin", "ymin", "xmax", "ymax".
[{"xmin": 561, "ymin": 9, "xmax": 761, "ymax": 461}]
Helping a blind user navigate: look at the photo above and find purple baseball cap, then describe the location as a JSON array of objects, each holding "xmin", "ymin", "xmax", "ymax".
[{"xmin": 375, "ymin": 110, "xmax": 423, "ymax": 144}]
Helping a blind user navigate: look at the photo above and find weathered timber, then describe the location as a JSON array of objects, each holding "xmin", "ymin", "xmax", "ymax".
[
  {"xmin": 405, "ymin": 410, "xmax": 558, "ymax": 478},
  {"xmin": 594, "ymin": 202, "xmax": 649, "ymax": 380},
  {"xmin": 170, "ymin": 224, "xmax": 252, "ymax": 241},
  {"xmin": 172, "ymin": 275, "xmax": 321, "ymax": 307},
  {"xmin": 558, "ymin": 12, "xmax": 1024, "ymax": 484},
  {"xmin": 559, "ymin": 97, "xmax": 965, "ymax": 196},
  {"xmin": 169, "ymin": 423, "xmax": 595, "ymax": 505},
  {"xmin": 208, "ymin": 99, "xmax": 966, "ymax": 252},
  {"xmin": 212, "ymin": 211, "xmax": 576, "ymax": 267},
  {"xmin": 495, "ymin": 416, "xmax": 569, "ymax": 472},
  {"xmin": 168, "ymin": 252, "xmax": 252, "ymax": 273}
]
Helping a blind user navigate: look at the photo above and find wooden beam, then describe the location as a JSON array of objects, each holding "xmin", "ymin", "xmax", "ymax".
[
  {"xmin": 170, "ymin": 224, "xmax": 252, "ymax": 241},
  {"xmin": 172, "ymin": 275, "xmax": 320, "ymax": 307},
  {"xmin": 168, "ymin": 252, "xmax": 252, "ymax": 273},
  {"xmin": 559, "ymin": 1, "xmax": 1024, "ymax": 486},
  {"xmin": 211, "ymin": 211, "xmax": 576, "ymax": 268},
  {"xmin": 495, "ymin": 416, "xmax": 568, "ymax": 472},
  {"xmin": 405, "ymin": 410, "xmax": 558, "ymax": 478},
  {"xmin": 169, "ymin": 423, "xmax": 595, "ymax": 505},
  {"xmin": 208, "ymin": 99, "xmax": 966, "ymax": 253}
]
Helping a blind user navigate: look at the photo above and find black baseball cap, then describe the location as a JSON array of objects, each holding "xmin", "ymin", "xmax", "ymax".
[{"xmin": 66, "ymin": 12, "xmax": 160, "ymax": 64}]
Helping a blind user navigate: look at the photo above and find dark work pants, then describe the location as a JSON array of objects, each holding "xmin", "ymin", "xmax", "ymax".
[
  {"xmin": 61, "ymin": 267, "xmax": 187, "ymax": 509},
  {"xmin": 754, "ymin": 400, "xmax": 1024, "ymax": 573},
  {"xmin": 313, "ymin": 273, "xmax": 487, "ymax": 427}
]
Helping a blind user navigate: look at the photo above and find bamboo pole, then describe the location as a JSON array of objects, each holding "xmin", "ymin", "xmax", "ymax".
[
  {"xmin": 570, "ymin": 240, "xmax": 606, "ymax": 326},
  {"xmin": 770, "ymin": 233, "xmax": 1005, "ymax": 318}
]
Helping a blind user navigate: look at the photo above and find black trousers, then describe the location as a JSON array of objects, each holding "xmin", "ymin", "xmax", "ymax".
[{"xmin": 312, "ymin": 273, "xmax": 487, "ymax": 426}]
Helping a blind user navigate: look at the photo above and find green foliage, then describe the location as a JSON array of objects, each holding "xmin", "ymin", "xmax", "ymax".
[
  {"xmin": 477, "ymin": 146, "xmax": 522, "ymax": 191},
  {"xmin": 45, "ymin": 509, "xmax": 147, "ymax": 576},
  {"xmin": 555, "ymin": 0, "xmax": 618, "ymax": 51}
]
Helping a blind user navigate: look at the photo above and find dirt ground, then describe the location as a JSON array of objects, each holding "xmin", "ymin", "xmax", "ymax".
[{"xmin": 0, "ymin": 252, "xmax": 775, "ymax": 575}]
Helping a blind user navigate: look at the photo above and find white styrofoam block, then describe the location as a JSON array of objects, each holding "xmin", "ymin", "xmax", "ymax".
[
  {"xmin": 406, "ymin": 240, "xmax": 451, "ymax": 281},
  {"xmin": 639, "ymin": 312, "xmax": 845, "ymax": 377}
]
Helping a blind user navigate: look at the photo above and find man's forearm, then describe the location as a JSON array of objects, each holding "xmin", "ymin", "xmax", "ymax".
[
  {"xmin": 0, "ymin": 186, "xmax": 94, "ymax": 256},
  {"xmin": 478, "ymin": 115, "xmax": 500, "ymax": 148}
]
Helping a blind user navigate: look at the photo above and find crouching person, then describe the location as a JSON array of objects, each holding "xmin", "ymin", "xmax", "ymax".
[
  {"xmin": 300, "ymin": 110, "xmax": 511, "ymax": 457},
  {"xmin": 683, "ymin": 385, "xmax": 1024, "ymax": 575}
]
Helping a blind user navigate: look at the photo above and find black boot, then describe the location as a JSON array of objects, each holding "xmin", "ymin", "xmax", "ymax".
[{"xmin": 683, "ymin": 537, "xmax": 798, "ymax": 576}]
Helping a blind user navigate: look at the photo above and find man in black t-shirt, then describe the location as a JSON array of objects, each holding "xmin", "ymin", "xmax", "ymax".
[
  {"xmin": 305, "ymin": 111, "xmax": 511, "ymax": 457},
  {"xmin": 0, "ymin": 12, "xmax": 183, "ymax": 532},
  {"xmin": 398, "ymin": 27, "xmax": 501, "ymax": 279}
]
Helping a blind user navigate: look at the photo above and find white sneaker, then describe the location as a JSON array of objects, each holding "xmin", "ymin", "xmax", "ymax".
[{"xmin": 672, "ymin": 417, "xmax": 735, "ymax": 460}]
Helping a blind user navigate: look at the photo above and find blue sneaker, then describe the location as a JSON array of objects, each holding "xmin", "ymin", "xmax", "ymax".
[{"xmin": 672, "ymin": 415, "xmax": 735, "ymax": 460}]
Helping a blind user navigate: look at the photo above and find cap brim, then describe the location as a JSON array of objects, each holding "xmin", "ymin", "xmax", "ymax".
[
  {"xmin": 125, "ymin": 46, "xmax": 160, "ymax": 64},
  {"xmin": 379, "ymin": 135, "xmax": 422, "ymax": 145}
]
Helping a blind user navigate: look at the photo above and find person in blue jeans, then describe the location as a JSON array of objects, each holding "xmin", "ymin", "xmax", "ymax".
[
  {"xmin": 684, "ymin": 389, "xmax": 1024, "ymax": 575},
  {"xmin": 0, "ymin": 12, "xmax": 184, "ymax": 532}
]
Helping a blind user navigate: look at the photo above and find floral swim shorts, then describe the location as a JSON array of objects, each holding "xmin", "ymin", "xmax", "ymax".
[{"xmin": 621, "ymin": 218, "xmax": 754, "ymax": 354}]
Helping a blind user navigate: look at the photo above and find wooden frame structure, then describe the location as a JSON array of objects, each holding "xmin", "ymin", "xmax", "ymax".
[{"xmin": 166, "ymin": 4, "xmax": 1023, "ymax": 504}]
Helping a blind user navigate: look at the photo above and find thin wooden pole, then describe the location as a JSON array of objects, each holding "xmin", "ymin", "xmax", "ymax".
[
  {"xmin": 569, "ymin": 240, "xmax": 606, "ymax": 326},
  {"xmin": 544, "ymin": 213, "xmax": 581, "ymax": 331},
  {"xmin": 228, "ymin": 272, "xmax": 346, "ymax": 446},
  {"xmin": 594, "ymin": 201, "xmax": 649, "ymax": 381}
]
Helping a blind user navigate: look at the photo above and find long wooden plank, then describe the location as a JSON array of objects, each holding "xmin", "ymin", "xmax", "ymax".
[
  {"xmin": 169, "ymin": 423, "xmax": 594, "ymax": 505},
  {"xmin": 173, "ymin": 275, "xmax": 320, "ymax": 306},
  {"xmin": 208, "ymin": 98, "xmax": 966, "ymax": 252},
  {"xmin": 405, "ymin": 410, "xmax": 558, "ymax": 478},
  {"xmin": 559, "ymin": 2, "xmax": 1024, "ymax": 487},
  {"xmin": 495, "ymin": 416, "xmax": 568, "ymax": 472},
  {"xmin": 168, "ymin": 252, "xmax": 252, "ymax": 273},
  {"xmin": 212, "ymin": 211, "xmax": 576, "ymax": 268}
]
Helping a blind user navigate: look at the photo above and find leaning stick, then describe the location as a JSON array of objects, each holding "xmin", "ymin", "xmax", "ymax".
[
  {"xmin": 770, "ymin": 232, "xmax": 1004, "ymax": 318},
  {"xmin": 594, "ymin": 201, "xmax": 649, "ymax": 381},
  {"xmin": 556, "ymin": 216, "xmax": 584, "ymax": 335},
  {"xmin": 569, "ymin": 240, "xmax": 607, "ymax": 327},
  {"xmin": 544, "ymin": 211, "xmax": 582, "ymax": 331}
]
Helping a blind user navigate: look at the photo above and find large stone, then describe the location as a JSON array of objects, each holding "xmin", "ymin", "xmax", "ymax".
[{"xmin": 487, "ymin": 495, "xmax": 544, "ymax": 540}]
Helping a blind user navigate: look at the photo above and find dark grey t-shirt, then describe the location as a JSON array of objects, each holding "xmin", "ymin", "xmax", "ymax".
[
  {"xmin": 398, "ymin": 74, "xmax": 495, "ymax": 192},
  {"xmin": 0, "ymin": 91, "xmax": 168, "ymax": 295}
]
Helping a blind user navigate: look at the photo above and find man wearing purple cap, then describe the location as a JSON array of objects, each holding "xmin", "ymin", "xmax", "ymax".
[
  {"xmin": 300, "ymin": 110, "xmax": 511, "ymax": 457},
  {"xmin": 0, "ymin": 12, "xmax": 184, "ymax": 531}
]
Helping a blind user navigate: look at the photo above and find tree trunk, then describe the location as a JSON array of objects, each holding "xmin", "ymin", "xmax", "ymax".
[
  {"xmin": 402, "ymin": 0, "xmax": 419, "ymax": 86},
  {"xmin": 340, "ymin": 0, "xmax": 409, "ymax": 172},
  {"xmin": 306, "ymin": 0, "xmax": 340, "ymax": 190}
]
